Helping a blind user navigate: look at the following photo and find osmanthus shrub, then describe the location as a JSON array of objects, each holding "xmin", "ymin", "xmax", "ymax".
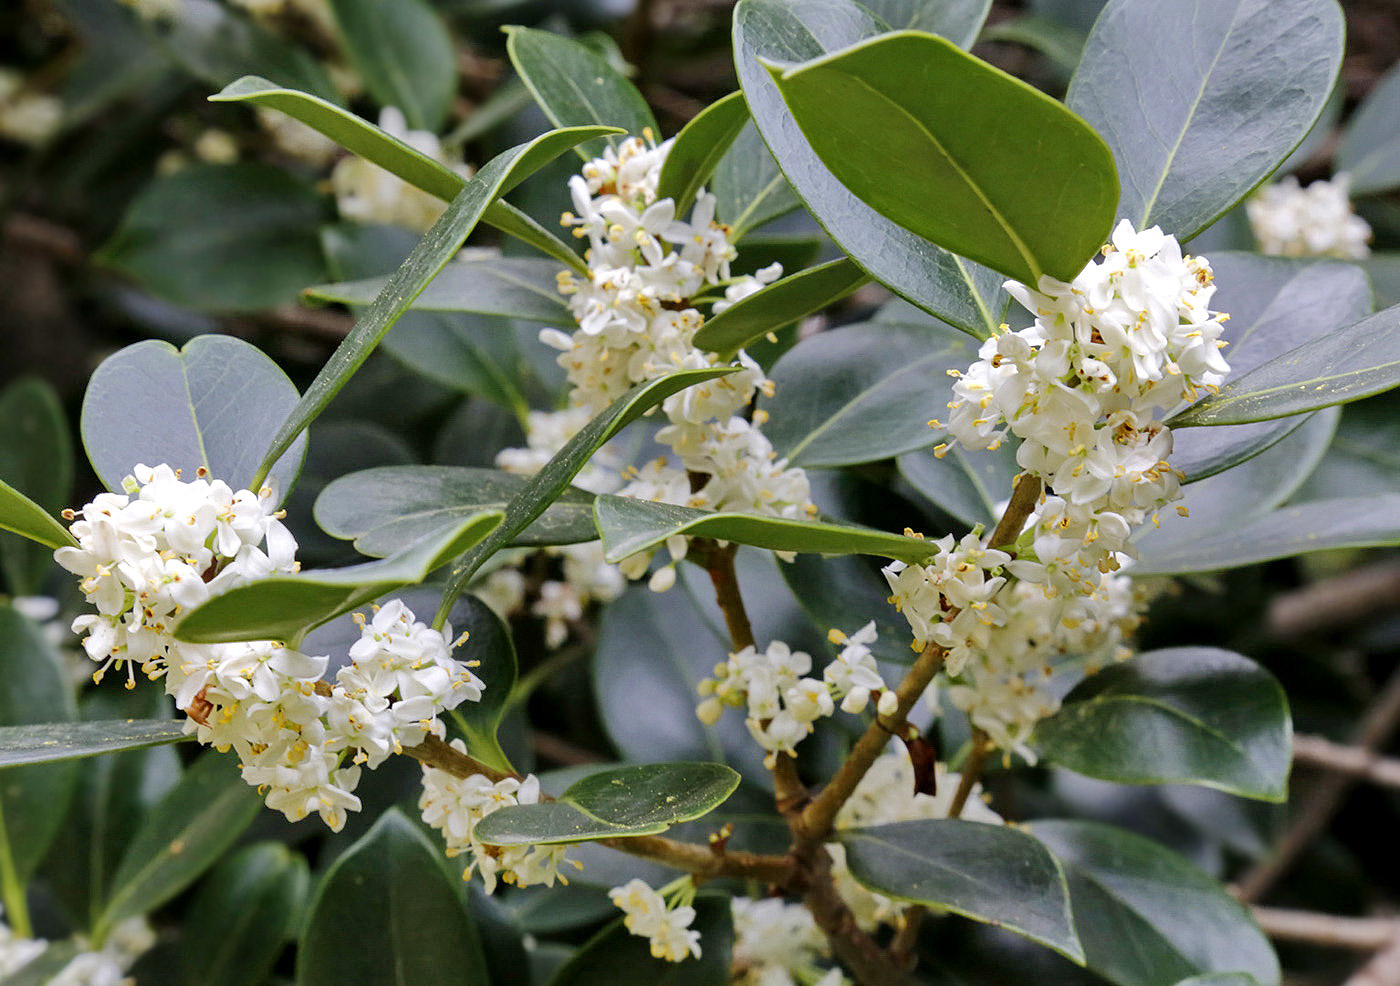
[{"xmin": 2, "ymin": 0, "xmax": 1398, "ymax": 982}]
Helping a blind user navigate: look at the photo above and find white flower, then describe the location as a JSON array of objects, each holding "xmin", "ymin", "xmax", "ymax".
[
  {"xmin": 1248, "ymin": 174, "xmax": 1371, "ymax": 259},
  {"xmin": 608, "ymin": 879, "xmax": 702, "ymax": 962},
  {"xmin": 332, "ymin": 107, "xmax": 472, "ymax": 231},
  {"xmin": 732, "ymin": 896, "xmax": 838, "ymax": 985}
]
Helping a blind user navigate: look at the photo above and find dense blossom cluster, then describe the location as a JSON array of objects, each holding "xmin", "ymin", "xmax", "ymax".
[
  {"xmin": 57, "ymin": 464, "xmax": 481, "ymax": 831},
  {"xmin": 1, "ymin": 911, "xmax": 153, "ymax": 986},
  {"xmin": 608, "ymin": 879, "xmax": 703, "ymax": 962},
  {"xmin": 1247, "ymin": 174, "xmax": 1372, "ymax": 259},
  {"xmin": 731, "ymin": 897, "xmax": 845, "ymax": 986},
  {"xmin": 417, "ymin": 740, "xmax": 574, "ymax": 892}
]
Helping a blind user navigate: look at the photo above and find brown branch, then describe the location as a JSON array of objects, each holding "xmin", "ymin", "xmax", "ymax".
[
  {"xmin": 1237, "ymin": 666, "xmax": 1400, "ymax": 902},
  {"xmin": 947, "ymin": 729, "xmax": 992, "ymax": 819},
  {"xmin": 1251, "ymin": 906, "xmax": 1400, "ymax": 951},
  {"xmin": 1293, "ymin": 734, "xmax": 1400, "ymax": 790},
  {"xmin": 1346, "ymin": 933, "xmax": 1400, "ymax": 986},
  {"xmin": 405, "ymin": 734, "xmax": 516, "ymax": 783},
  {"xmin": 1268, "ymin": 561, "xmax": 1400, "ymax": 638},
  {"xmin": 798, "ymin": 843, "xmax": 913, "ymax": 986},
  {"xmin": 988, "ymin": 473, "xmax": 1042, "ymax": 549}
]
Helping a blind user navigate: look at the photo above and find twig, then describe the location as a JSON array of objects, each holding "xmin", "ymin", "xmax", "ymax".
[
  {"xmin": 1237, "ymin": 666, "xmax": 1400, "ymax": 902},
  {"xmin": 1346, "ymin": 932, "xmax": 1400, "ymax": 986},
  {"xmin": 1269, "ymin": 561, "xmax": 1400, "ymax": 638},
  {"xmin": 1251, "ymin": 906, "xmax": 1400, "ymax": 951},
  {"xmin": 1293, "ymin": 734, "xmax": 1400, "ymax": 790},
  {"xmin": 798, "ymin": 842, "xmax": 913, "ymax": 986},
  {"xmin": 988, "ymin": 473, "xmax": 1042, "ymax": 549},
  {"xmin": 532, "ymin": 729, "xmax": 606, "ymax": 766},
  {"xmin": 947, "ymin": 729, "xmax": 992, "ymax": 818},
  {"xmin": 405, "ymin": 734, "xmax": 516, "ymax": 783}
]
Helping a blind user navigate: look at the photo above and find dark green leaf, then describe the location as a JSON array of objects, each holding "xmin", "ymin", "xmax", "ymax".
[
  {"xmin": 1295, "ymin": 395, "xmax": 1400, "ymax": 501},
  {"xmin": 693, "ymin": 257, "xmax": 869, "ymax": 357},
  {"xmin": 99, "ymin": 163, "xmax": 330, "ymax": 313},
  {"xmin": 305, "ymin": 257, "xmax": 571, "ymax": 324},
  {"xmin": 761, "ymin": 314, "xmax": 979, "ymax": 467},
  {"xmin": 175, "ymin": 512, "xmax": 503, "ymax": 644},
  {"xmin": 80, "ymin": 335, "xmax": 307, "ymax": 497},
  {"xmin": 476, "ymin": 762, "xmax": 739, "ymax": 845},
  {"xmin": 547, "ymin": 892, "xmax": 732, "ymax": 986},
  {"xmin": 163, "ymin": 0, "xmax": 338, "ymax": 100},
  {"xmin": 594, "ymin": 495, "xmax": 937, "ymax": 564},
  {"xmin": 0, "ymin": 379, "xmax": 74, "ymax": 592},
  {"xmin": 899, "ymin": 441, "xmax": 1020, "ymax": 528},
  {"xmin": 329, "ymin": 0, "xmax": 456, "ymax": 131},
  {"xmin": 839, "ymin": 819, "xmax": 1082, "ymax": 960},
  {"xmin": 980, "ymin": 15, "xmax": 1087, "ymax": 78},
  {"xmin": 0, "ymin": 720, "xmax": 190, "ymax": 768},
  {"xmin": 1033, "ymin": 648, "xmax": 1291, "ymax": 801},
  {"xmin": 779, "ymin": 554, "xmax": 917, "ymax": 665},
  {"xmin": 1031, "ymin": 820, "xmax": 1279, "ymax": 986},
  {"xmin": 182, "ymin": 843, "xmax": 309, "ymax": 986},
  {"xmin": 712, "ymin": 123, "xmax": 802, "ymax": 239},
  {"xmin": 769, "ymin": 31, "xmax": 1118, "ymax": 284},
  {"xmin": 254, "ymin": 125, "xmax": 618, "ymax": 486},
  {"xmin": 97, "ymin": 752, "xmax": 262, "ymax": 935},
  {"xmin": 657, "ymin": 91, "xmax": 751, "ymax": 217},
  {"xmin": 298, "ymin": 809, "xmax": 486, "ymax": 986},
  {"xmin": 1066, "ymin": 0, "xmax": 1344, "ymax": 239},
  {"xmin": 316, "ymin": 465, "xmax": 595, "ymax": 559},
  {"xmin": 734, "ymin": 0, "xmax": 1007, "ymax": 337},
  {"xmin": 506, "ymin": 26, "xmax": 657, "ymax": 159},
  {"xmin": 447, "ymin": 595, "xmax": 518, "ymax": 774},
  {"xmin": 1337, "ymin": 61, "xmax": 1400, "ymax": 195}
]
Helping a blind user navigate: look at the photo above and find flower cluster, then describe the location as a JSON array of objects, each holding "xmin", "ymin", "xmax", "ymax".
[
  {"xmin": 731, "ymin": 896, "xmax": 846, "ymax": 986},
  {"xmin": 608, "ymin": 879, "xmax": 703, "ymax": 963},
  {"xmin": 418, "ymin": 741, "xmax": 573, "ymax": 892},
  {"xmin": 0, "ymin": 68, "xmax": 61, "ymax": 146},
  {"xmin": 57, "ymin": 464, "xmax": 481, "ymax": 831},
  {"xmin": 332, "ymin": 107, "xmax": 472, "ymax": 232},
  {"xmin": 1, "ymin": 911, "xmax": 153, "ymax": 986},
  {"xmin": 1247, "ymin": 174, "xmax": 1372, "ymax": 259}
]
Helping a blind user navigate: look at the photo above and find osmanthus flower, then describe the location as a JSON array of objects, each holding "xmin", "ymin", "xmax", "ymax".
[
  {"xmin": 731, "ymin": 896, "xmax": 849, "ymax": 986},
  {"xmin": 1, "ymin": 909, "xmax": 154, "ymax": 986},
  {"xmin": 331, "ymin": 107, "xmax": 472, "ymax": 232},
  {"xmin": 608, "ymin": 878, "xmax": 703, "ymax": 963},
  {"xmin": 1248, "ymin": 173, "xmax": 1372, "ymax": 260}
]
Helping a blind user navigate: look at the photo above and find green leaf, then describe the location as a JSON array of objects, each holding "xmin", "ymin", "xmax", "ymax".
[
  {"xmin": 546, "ymin": 892, "xmax": 733, "ymax": 986},
  {"xmin": 1031, "ymin": 820, "xmax": 1280, "ymax": 986},
  {"xmin": 476, "ymin": 762, "xmax": 740, "ymax": 845},
  {"xmin": 839, "ymin": 819, "xmax": 1082, "ymax": 961},
  {"xmin": 329, "ymin": 0, "xmax": 455, "ymax": 132},
  {"xmin": 210, "ymin": 77, "xmax": 587, "ymax": 274},
  {"xmin": 435, "ymin": 368, "xmax": 736, "ymax": 622},
  {"xmin": 1337, "ymin": 61, "xmax": 1400, "ymax": 195},
  {"xmin": 175, "ymin": 512, "xmax": 504, "ymax": 644},
  {"xmin": 656, "ymin": 91, "xmax": 751, "ymax": 217},
  {"xmin": 693, "ymin": 257, "xmax": 869, "ymax": 357},
  {"xmin": 1173, "ymin": 977, "xmax": 1262, "ymax": 986},
  {"xmin": 899, "ymin": 440, "xmax": 1020, "ymax": 528},
  {"xmin": 506, "ymin": 26, "xmax": 657, "ymax": 159},
  {"xmin": 734, "ymin": 0, "xmax": 1007, "ymax": 338},
  {"xmin": 0, "ymin": 605, "xmax": 78, "ymax": 884},
  {"xmin": 1128, "ymin": 494, "xmax": 1400, "ymax": 576},
  {"xmin": 0, "ymin": 379, "xmax": 74, "ymax": 592},
  {"xmin": 163, "ymin": 0, "xmax": 338, "ymax": 101},
  {"xmin": 316, "ymin": 465, "xmax": 596, "ymax": 559},
  {"xmin": 448, "ymin": 596, "xmax": 518, "ymax": 774},
  {"xmin": 98, "ymin": 163, "xmax": 330, "ymax": 313},
  {"xmin": 1066, "ymin": 0, "xmax": 1344, "ymax": 239},
  {"xmin": 96, "ymin": 752, "xmax": 262, "ymax": 936},
  {"xmin": 305, "ymin": 257, "xmax": 571, "ymax": 325},
  {"xmin": 712, "ymin": 122, "xmax": 802, "ymax": 239},
  {"xmin": 761, "ymin": 312, "xmax": 980, "ymax": 467},
  {"xmin": 0, "ymin": 720, "xmax": 190, "ymax": 768},
  {"xmin": 80, "ymin": 335, "xmax": 307, "ymax": 497},
  {"xmin": 182, "ymin": 843, "xmax": 309, "ymax": 986},
  {"xmin": 1295, "ymin": 394, "xmax": 1400, "ymax": 501},
  {"xmin": 768, "ymin": 31, "xmax": 1119, "ymax": 284},
  {"xmin": 254, "ymin": 125, "xmax": 618, "ymax": 487},
  {"xmin": 979, "ymin": 15, "xmax": 1087, "ymax": 78},
  {"xmin": 594, "ymin": 495, "xmax": 937, "ymax": 564},
  {"xmin": 1170, "ymin": 303, "xmax": 1400, "ymax": 427},
  {"xmin": 779, "ymin": 554, "xmax": 918, "ymax": 666},
  {"xmin": 298, "ymin": 809, "xmax": 486, "ymax": 986},
  {"xmin": 1033, "ymin": 648, "xmax": 1291, "ymax": 801},
  {"xmin": 861, "ymin": 0, "xmax": 990, "ymax": 43}
]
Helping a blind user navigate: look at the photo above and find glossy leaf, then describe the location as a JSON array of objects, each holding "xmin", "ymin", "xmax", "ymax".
[
  {"xmin": 0, "ymin": 720, "xmax": 189, "ymax": 768},
  {"xmin": 435, "ymin": 368, "xmax": 736, "ymax": 621},
  {"xmin": 1033, "ymin": 648, "xmax": 1291, "ymax": 801},
  {"xmin": 547, "ymin": 893, "xmax": 732, "ymax": 986},
  {"xmin": 254, "ymin": 125, "xmax": 618, "ymax": 486},
  {"xmin": 329, "ymin": 0, "xmax": 455, "ymax": 131},
  {"xmin": 1295, "ymin": 395, "xmax": 1400, "ymax": 501},
  {"xmin": 447, "ymin": 595, "xmax": 518, "ymax": 773},
  {"xmin": 298, "ymin": 809, "xmax": 486, "ymax": 986},
  {"xmin": 476, "ymin": 762, "xmax": 740, "ymax": 845},
  {"xmin": 594, "ymin": 495, "xmax": 937, "ymax": 565},
  {"xmin": 861, "ymin": 0, "xmax": 990, "ymax": 43},
  {"xmin": 210, "ymin": 77, "xmax": 587, "ymax": 275},
  {"xmin": 163, "ymin": 0, "xmax": 338, "ymax": 100},
  {"xmin": 1128, "ymin": 494, "xmax": 1400, "ymax": 576},
  {"xmin": 316, "ymin": 465, "xmax": 596, "ymax": 559},
  {"xmin": 506, "ymin": 26, "xmax": 657, "ymax": 159},
  {"xmin": 693, "ymin": 257, "xmax": 869, "ymax": 357},
  {"xmin": 712, "ymin": 123, "xmax": 802, "ymax": 238},
  {"xmin": 734, "ymin": 0, "xmax": 1007, "ymax": 337},
  {"xmin": 1171, "ymin": 303, "xmax": 1400, "ymax": 427},
  {"xmin": 761, "ymin": 314, "xmax": 979, "ymax": 467},
  {"xmin": 1337, "ymin": 61, "xmax": 1400, "ymax": 195},
  {"xmin": 656, "ymin": 91, "xmax": 750, "ymax": 216},
  {"xmin": 780, "ymin": 553, "xmax": 919, "ymax": 666},
  {"xmin": 305, "ymin": 257, "xmax": 571, "ymax": 325},
  {"xmin": 175, "ymin": 512, "xmax": 503, "ymax": 644},
  {"xmin": 80, "ymin": 335, "xmax": 307, "ymax": 497},
  {"xmin": 0, "ymin": 379, "xmax": 75, "ymax": 591},
  {"xmin": 839, "ymin": 819, "xmax": 1081, "ymax": 960},
  {"xmin": 0, "ymin": 605, "xmax": 78, "ymax": 883},
  {"xmin": 1067, "ymin": 0, "xmax": 1344, "ymax": 239},
  {"xmin": 96, "ymin": 752, "xmax": 262, "ymax": 935},
  {"xmin": 769, "ymin": 31, "xmax": 1118, "ymax": 284},
  {"xmin": 182, "ymin": 843, "xmax": 309, "ymax": 986},
  {"xmin": 899, "ymin": 441, "xmax": 1021, "ymax": 528},
  {"xmin": 1031, "ymin": 820, "xmax": 1279, "ymax": 986},
  {"xmin": 99, "ymin": 163, "xmax": 330, "ymax": 313}
]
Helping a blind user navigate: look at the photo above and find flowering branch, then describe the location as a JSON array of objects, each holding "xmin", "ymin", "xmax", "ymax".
[{"xmin": 946, "ymin": 728, "xmax": 993, "ymax": 818}]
